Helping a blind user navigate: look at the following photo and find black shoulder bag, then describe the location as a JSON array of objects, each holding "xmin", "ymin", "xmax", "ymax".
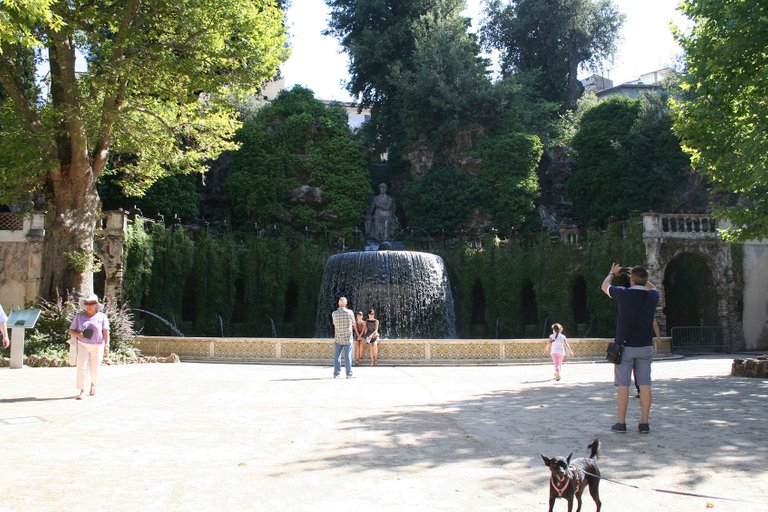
[{"xmin": 606, "ymin": 292, "xmax": 649, "ymax": 364}]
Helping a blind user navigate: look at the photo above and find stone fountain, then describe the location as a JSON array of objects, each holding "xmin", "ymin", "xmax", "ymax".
[{"xmin": 314, "ymin": 184, "xmax": 457, "ymax": 339}]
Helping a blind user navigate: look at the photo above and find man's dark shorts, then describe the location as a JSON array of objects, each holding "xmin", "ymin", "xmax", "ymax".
[{"xmin": 614, "ymin": 345, "xmax": 655, "ymax": 387}]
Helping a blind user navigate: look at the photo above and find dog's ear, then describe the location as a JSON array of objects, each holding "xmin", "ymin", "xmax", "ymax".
[
  {"xmin": 566, "ymin": 452, "xmax": 572, "ymax": 463},
  {"xmin": 541, "ymin": 455, "xmax": 551, "ymax": 466}
]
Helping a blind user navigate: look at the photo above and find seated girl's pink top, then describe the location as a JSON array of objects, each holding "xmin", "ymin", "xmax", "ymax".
[{"xmin": 70, "ymin": 312, "xmax": 110, "ymax": 345}]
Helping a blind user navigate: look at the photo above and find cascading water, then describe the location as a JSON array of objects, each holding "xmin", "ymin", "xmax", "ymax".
[
  {"xmin": 314, "ymin": 251, "xmax": 457, "ymax": 339},
  {"xmin": 315, "ymin": 251, "xmax": 456, "ymax": 339}
]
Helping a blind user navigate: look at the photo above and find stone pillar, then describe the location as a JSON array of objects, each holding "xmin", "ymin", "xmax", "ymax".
[
  {"xmin": 98, "ymin": 210, "xmax": 128, "ymax": 301},
  {"xmin": 642, "ymin": 217, "xmax": 667, "ymax": 334},
  {"xmin": 25, "ymin": 212, "xmax": 45, "ymax": 305}
]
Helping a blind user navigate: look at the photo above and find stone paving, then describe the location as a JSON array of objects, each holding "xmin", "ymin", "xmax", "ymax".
[{"xmin": 1, "ymin": 356, "xmax": 766, "ymax": 511}]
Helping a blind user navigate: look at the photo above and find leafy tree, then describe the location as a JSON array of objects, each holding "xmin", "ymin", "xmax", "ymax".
[
  {"xmin": 671, "ymin": 0, "xmax": 768, "ymax": 240},
  {"xmin": 326, "ymin": 0, "xmax": 488, "ymax": 152},
  {"xmin": 392, "ymin": 7, "xmax": 491, "ymax": 147},
  {"xmin": 0, "ymin": 0, "xmax": 288, "ymax": 298},
  {"xmin": 224, "ymin": 86, "xmax": 370, "ymax": 235},
  {"xmin": 472, "ymin": 132, "xmax": 543, "ymax": 231},
  {"xmin": 569, "ymin": 95, "xmax": 693, "ymax": 225},
  {"xmin": 100, "ymin": 174, "xmax": 200, "ymax": 222},
  {"xmin": 402, "ymin": 166, "xmax": 479, "ymax": 234},
  {"xmin": 482, "ymin": 0, "xmax": 623, "ymax": 110}
]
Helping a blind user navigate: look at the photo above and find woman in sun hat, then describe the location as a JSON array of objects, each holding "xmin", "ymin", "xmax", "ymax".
[{"xmin": 68, "ymin": 293, "xmax": 110, "ymax": 400}]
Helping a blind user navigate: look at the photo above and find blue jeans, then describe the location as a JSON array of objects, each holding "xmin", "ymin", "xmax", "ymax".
[{"xmin": 333, "ymin": 343, "xmax": 352, "ymax": 377}]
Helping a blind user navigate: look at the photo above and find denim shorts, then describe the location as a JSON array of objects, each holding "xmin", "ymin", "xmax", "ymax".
[{"xmin": 614, "ymin": 345, "xmax": 655, "ymax": 387}]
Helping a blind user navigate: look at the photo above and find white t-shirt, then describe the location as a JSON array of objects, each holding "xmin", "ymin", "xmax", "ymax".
[{"xmin": 549, "ymin": 333, "xmax": 566, "ymax": 355}]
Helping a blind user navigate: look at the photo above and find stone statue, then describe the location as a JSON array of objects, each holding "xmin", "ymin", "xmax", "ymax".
[{"xmin": 365, "ymin": 183, "xmax": 399, "ymax": 241}]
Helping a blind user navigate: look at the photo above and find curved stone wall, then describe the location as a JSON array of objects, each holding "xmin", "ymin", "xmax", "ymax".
[{"xmin": 134, "ymin": 336, "xmax": 672, "ymax": 364}]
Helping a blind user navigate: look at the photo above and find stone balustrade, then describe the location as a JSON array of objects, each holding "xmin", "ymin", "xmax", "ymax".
[
  {"xmin": 642, "ymin": 212, "xmax": 723, "ymax": 238},
  {"xmin": 134, "ymin": 336, "xmax": 672, "ymax": 364}
]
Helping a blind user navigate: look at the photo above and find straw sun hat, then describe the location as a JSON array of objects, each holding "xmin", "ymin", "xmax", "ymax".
[{"xmin": 79, "ymin": 293, "xmax": 104, "ymax": 311}]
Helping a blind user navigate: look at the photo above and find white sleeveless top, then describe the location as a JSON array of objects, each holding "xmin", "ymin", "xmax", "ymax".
[{"xmin": 549, "ymin": 333, "xmax": 566, "ymax": 354}]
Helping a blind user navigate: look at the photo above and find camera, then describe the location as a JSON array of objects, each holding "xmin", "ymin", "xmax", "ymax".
[{"xmin": 619, "ymin": 266, "xmax": 631, "ymax": 275}]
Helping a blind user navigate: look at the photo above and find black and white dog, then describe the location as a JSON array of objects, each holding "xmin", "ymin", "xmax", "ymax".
[{"xmin": 541, "ymin": 439, "xmax": 601, "ymax": 512}]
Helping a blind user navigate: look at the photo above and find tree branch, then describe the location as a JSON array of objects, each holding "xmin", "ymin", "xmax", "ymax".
[{"xmin": 91, "ymin": 0, "xmax": 142, "ymax": 176}]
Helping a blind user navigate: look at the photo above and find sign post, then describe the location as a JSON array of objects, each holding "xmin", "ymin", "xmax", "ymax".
[{"xmin": 7, "ymin": 309, "xmax": 41, "ymax": 369}]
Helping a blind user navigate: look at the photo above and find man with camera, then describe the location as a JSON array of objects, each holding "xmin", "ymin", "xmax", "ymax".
[{"xmin": 601, "ymin": 264, "xmax": 660, "ymax": 434}]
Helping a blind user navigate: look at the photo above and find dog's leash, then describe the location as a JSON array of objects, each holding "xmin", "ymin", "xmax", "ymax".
[{"xmin": 581, "ymin": 470, "xmax": 758, "ymax": 504}]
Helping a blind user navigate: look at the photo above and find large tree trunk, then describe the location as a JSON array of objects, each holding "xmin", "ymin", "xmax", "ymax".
[
  {"xmin": 565, "ymin": 50, "xmax": 582, "ymax": 111},
  {"xmin": 39, "ymin": 32, "xmax": 103, "ymax": 300},
  {"xmin": 39, "ymin": 164, "xmax": 101, "ymax": 300}
]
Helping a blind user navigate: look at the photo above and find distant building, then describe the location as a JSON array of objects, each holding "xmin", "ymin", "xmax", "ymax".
[
  {"xmin": 581, "ymin": 74, "xmax": 613, "ymax": 93},
  {"xmin": 580, "ymin": 67, "xmax": 674, "ymax": 100},
  {"xmin": 322, "ymin": 101, "xmax": 371, "ymax": 131}
]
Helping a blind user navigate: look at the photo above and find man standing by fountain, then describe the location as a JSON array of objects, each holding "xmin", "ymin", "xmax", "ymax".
[{"xmin": 331, "ymin": 297, "xmax": 355, "ymax": 379}]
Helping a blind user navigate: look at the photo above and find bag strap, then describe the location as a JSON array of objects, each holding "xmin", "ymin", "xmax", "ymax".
[{"xmin": 622, "ymin": 291, "xmax": 649, "ymax": 346}]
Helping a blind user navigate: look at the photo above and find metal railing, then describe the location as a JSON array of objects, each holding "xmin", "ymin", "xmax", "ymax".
[
  {"xmin": 670, "ymin": 326, "xmax": 725, "ymax": 353},
  {"xmin": 0, "ymin": 212, "xmax": 23, "ymax": 231}
]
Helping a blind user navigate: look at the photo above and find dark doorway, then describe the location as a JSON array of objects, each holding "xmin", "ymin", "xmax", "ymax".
[
  {"xmin": 232, "ymin": 278, "xmax": 245, "ymax": 323},
  {"xmin": 571, "ymin": 276, "xmax": 588, "ymax": 334},
  {"xmin": 94, "ymin": 266, "xmax": 106, "ymax": 300},
  {"xmin": 181, "ymin": 274, "xmax": 196, "ymax": 322},
  {"xmin": 521, "ymin": 280, "xmax": 539, "ymax": 335},
  {"xmin": 664, "ymin": 253, "xmax": 718, "ymax": 328},
  {"xmin": 283, "ymin": 279, "xmax": 299, "ymax": 323},
  {"xmin": 471, "ymin": 280, "xmax": 486, "ymax": 337}
]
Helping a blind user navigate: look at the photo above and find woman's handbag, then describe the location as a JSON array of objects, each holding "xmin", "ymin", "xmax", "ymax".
[{"xmin": 66, "ymin": 315, "xmax": 80, "ymax": 366}]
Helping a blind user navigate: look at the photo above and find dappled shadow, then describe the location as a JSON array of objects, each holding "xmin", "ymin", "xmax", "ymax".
[
  {"xmin": 273, "ymin": 371, "xmax": 768, "ymax": 499},
  {"xmin": 0, "ymin": 395, "xmax": 75, "ymax": 403}
]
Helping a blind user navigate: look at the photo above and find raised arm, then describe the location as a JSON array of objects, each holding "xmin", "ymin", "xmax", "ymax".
[{"xmin": 601, "ymin": 263, "xmax": 621, "ymax": 297}]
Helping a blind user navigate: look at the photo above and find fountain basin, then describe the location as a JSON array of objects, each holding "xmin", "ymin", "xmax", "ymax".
[{"xmin": 314, "ymin": 250, "xmax": 457, "ymax": 339}]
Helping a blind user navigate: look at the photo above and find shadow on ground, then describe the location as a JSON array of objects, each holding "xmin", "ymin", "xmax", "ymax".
[{"xmin": 277, "ymin": 372, "xmax": 767, "ymax": 499}]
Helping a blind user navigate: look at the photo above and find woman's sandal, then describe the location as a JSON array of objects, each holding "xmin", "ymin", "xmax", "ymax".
[{"xmin": 89, "ymin": 384, "xmax": 96, "ymax": 396}]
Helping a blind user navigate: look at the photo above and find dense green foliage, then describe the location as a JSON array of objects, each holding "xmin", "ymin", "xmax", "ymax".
[
  {"xmin": 100, "ymin": 175, "xmax": 200, "ymax": 222},
  {"xmin": 224, "ymin": 87, "xmax": 370, "ymax": 236},
  {"xmin": 326, "ymin": 0, "xmax": 489, "ymax": 152},
  {"xmin": 482, "ymin": 0, "xmax": 624, "ymax": 110},
  {"xmin": 117, "ymin": 216, "xmax": 646, "ymax": 340},
  {"xmin": 569, "ymin": 95, "xmax": 692, "ymax": 225},
  {"xmin": 122, "ymin": 221, "xmax": 328, "ymax": 337},
  {"xmin": 0, "ymin": 0, "xmax": 288, "ymax": 295},
  {"xmin": 441, "ymin": 219, "xmax": 646, "ymax": 338},
  {"xmin": 672, "ymin": 0, "xmax": 768, "ymax": 240}
]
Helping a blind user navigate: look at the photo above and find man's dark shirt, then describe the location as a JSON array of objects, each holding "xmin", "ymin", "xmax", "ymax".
[{"xmin": 609, "ymin": 286, "xmax": 660, "ymax": 347}]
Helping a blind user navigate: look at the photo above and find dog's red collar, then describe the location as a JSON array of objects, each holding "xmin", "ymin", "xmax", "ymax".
[{"xmin": 551, "ymin": 476, "xmax": 570, "ymax": 497}]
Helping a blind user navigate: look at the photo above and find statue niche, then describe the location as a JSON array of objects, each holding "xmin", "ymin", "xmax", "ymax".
[{"xmin": 365, "ymin": 183, "xmax": 399, "ymax": 241}]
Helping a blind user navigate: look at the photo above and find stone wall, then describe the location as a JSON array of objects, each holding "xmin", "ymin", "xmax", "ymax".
[
  {"xmin": 134, "ymin": 336, "xmax": 673, "ymax": 363},
  {"xmin": 742, "ymin": 241, "xmax": 768, "ymax": 349},
  {"xmin": 0, "ymin": 213, "xmax": 45, "ymax": 309}
]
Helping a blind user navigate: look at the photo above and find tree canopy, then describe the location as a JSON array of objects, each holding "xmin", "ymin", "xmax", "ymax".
[
  {"xmin": 568, "ymin": 95, "xmax": 693, "ymax": 225},
  {"xmin": 0, "ymin": 0, "xmax": 288, "ymax": 296},
  {"xmin": 225, "ymin": 86, "xmax": 370, "ymax": 236},
  {"xmin": 325, "ymin": 0, "xmax": 488, "ymax": 152},
  {"xmin": 482, "ymin": 0, "xmax": 623, "ymax": 110},
  {"xmin": 671, "ymin": 0, "xmax": 768, "ymax": 240}
]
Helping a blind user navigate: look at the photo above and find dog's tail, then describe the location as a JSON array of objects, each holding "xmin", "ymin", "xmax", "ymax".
[{"xmin": 587, "ymin": 438, "xmax": 600, "ymax": 459}]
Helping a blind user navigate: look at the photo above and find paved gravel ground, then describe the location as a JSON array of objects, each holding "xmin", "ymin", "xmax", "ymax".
[{"xmin": 1, "ymin": 355, "xmax": 766, "ymax": 511}]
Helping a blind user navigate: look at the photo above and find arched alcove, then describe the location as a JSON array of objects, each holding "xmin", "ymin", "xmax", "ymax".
[
  {"xmin": 521, "ymin": 280, "xmax": 539, "ymax": 336},
  {"xmin": 181, "ymin": 274, "xmax": 196, "ymax": 323},
  {"xmin": 571, "ymin": 276, "xmax": 588, "ymax": 334},
  {"xmin": 283, "ymin": 278, "xmax": 299, "ymax": 323},
  {"xmin": 93, "ymin": 266, "xmax": 106, "ymax": 299},
  {"xmin": 470, "ymin": 280, "xmax": 486, "ymax": 337},
  {"xmin": 663, "ymin": 253, "xmax": 718, "ymax": 329}
]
